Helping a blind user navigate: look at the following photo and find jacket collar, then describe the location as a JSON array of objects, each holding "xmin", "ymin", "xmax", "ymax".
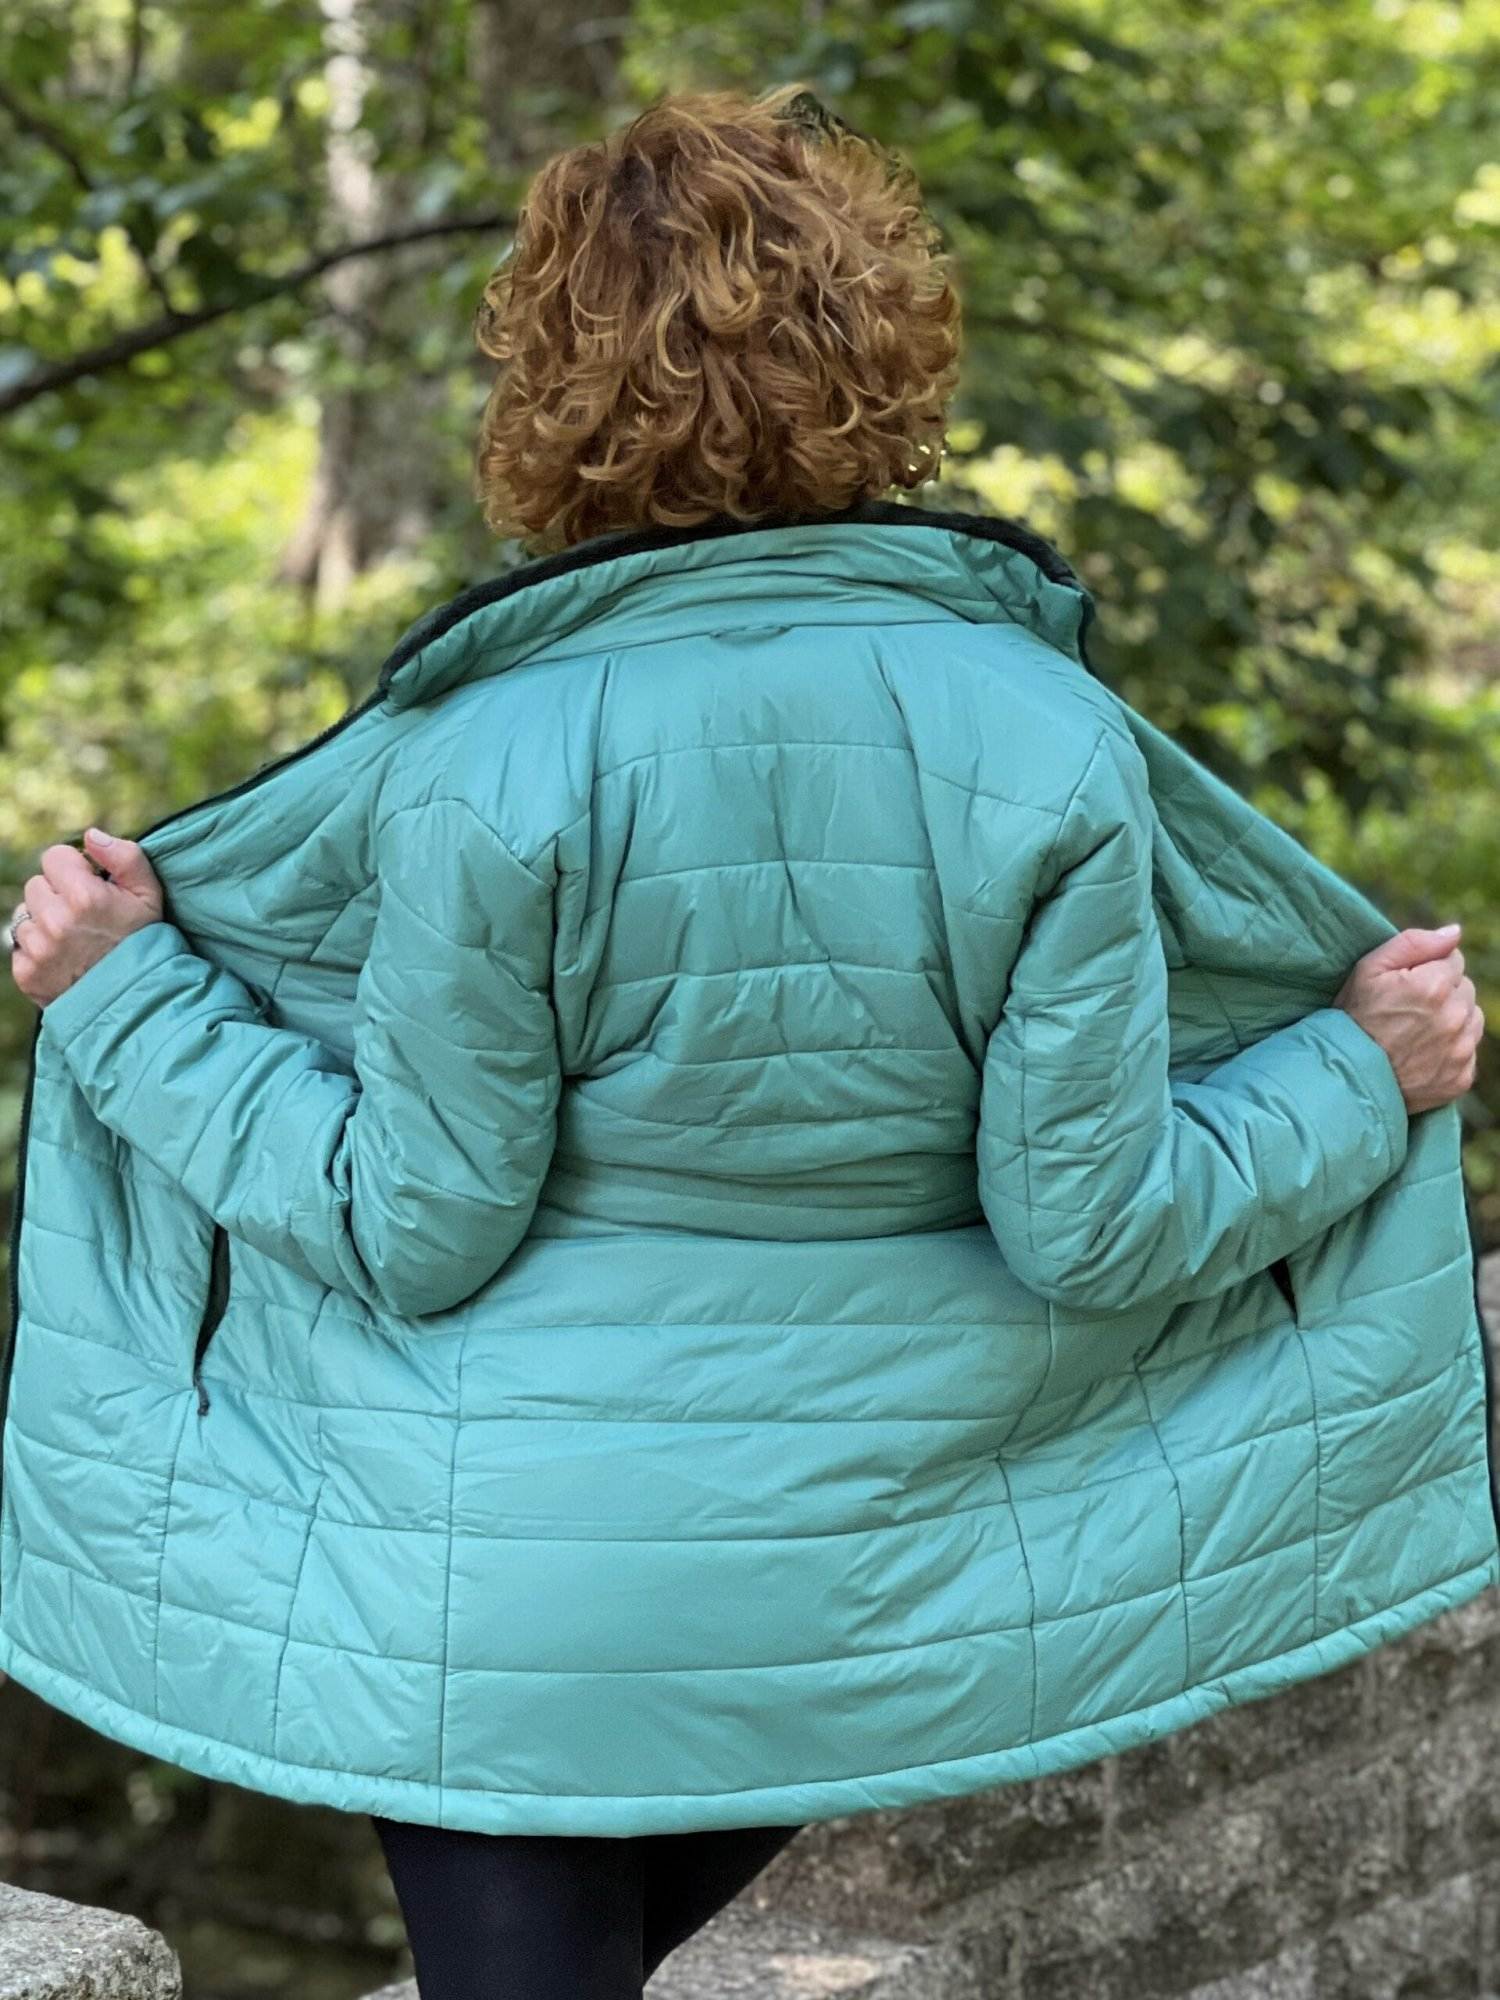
[{"xmin": 375, "ymin": 498, "xmax": 1098, "ymax": 710}]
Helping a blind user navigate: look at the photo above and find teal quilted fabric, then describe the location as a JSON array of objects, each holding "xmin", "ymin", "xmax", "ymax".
[{"xmin": 1, "ymin": 503, "xmax": 1495, "ymax": 1835}]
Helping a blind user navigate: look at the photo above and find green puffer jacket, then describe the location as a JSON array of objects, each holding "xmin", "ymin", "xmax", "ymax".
[{"xmin": 1, "ymin": 503, "xmax": 1495, "ymax": 1836}]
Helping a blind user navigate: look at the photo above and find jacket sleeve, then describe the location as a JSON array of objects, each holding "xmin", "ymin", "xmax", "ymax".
[
  {"xmin": 977, "ymin": 725, "xmax": 1410, "ymax": 1315},
  {"xmin": 40, "ymin": 794, "xmax": 561, "ymax": 1318}
]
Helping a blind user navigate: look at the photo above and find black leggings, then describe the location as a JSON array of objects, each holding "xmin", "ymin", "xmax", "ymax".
[{"xmin": 371, "ymin": 1812, "xmax": 805, "ymax": 1998}]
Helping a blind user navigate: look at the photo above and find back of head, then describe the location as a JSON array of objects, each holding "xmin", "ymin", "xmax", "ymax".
[{"xmin": 472, "ymin": 84, "xmax": 963, "ymax": 554}]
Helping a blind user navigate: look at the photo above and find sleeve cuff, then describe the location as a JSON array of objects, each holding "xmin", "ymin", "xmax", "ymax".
[
  {"xmin": 1301, "ymin": 1003, "xmax": 1411, "ymax": 1176},
  {"xmin": 40, "ymin": 918, "xmax": 196, "ymax": 1047}
]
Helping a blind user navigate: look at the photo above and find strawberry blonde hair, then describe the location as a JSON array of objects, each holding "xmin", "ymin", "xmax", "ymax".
[{"xmin": 471, "ymin": 85, "xmax": 963, "ymax": 552}]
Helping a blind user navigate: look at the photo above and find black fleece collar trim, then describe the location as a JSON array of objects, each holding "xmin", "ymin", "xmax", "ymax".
[{"xmin": 373, "ymin": 499, "xmax": 1087, "ymax": 698}]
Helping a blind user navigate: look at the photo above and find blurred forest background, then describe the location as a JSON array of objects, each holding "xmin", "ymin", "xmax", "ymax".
[{"xmin": 1, "ymin": 0, "xmax": 1498, "ymax": 1991}]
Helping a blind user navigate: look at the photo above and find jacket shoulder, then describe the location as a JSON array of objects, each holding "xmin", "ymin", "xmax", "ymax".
[
  {"xmin": 920, "ymin": 621, "xmax": 1141, "ymax": 821},
  {"xmin": 972, "ymin": 618, "xmax": 1134, "ymax": 743},
  {"xmin": 374, "ymin": 667, "xmax": 589, "ymax": 876}
]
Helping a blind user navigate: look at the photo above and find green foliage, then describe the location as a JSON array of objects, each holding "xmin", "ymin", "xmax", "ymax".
[{"xmin": 1, "ymin": 0, "xmax": 1498, "ymax": 1270}]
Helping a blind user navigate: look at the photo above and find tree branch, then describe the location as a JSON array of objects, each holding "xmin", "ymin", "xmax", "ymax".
[
  {"xmin": 0, "ymin": 77, "xmax": 93, "ymax": 189},
  {"xmin": 0, "ymin": 77, "xmax": 181, "ymax": 317},
  {"xmin": 123, "ymin": 0, "xmax": 147, "ymax": 102},
  {"xmin": 0, "ymin": 211, "xmax": 513, "ymax": 417}
]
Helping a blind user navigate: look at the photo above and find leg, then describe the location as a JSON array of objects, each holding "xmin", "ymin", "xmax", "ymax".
[
  {"xmin": 372, "ymin": 1814, "xmax": 645, "ymax": 2000},
  {"xmin": 639, "ymin": 1823, "xmax": 804, "ymax": 1981}
]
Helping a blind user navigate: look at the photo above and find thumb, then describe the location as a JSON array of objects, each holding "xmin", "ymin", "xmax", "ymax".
[
  {"xmin": 1364, "ymin": 922, "xmax": 1462, "ymax": 972},
  {"xmin": 84, "ymin": 827, "xmax": 157, "ymax": 902}
]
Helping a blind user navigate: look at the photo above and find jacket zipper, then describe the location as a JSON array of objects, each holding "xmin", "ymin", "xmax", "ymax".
[
  {"xmin": 0, "ymin": 679, "xmax": 390, "ymax": 1509},
  {"xmin": 0, "ymin": 1011, "xmax": 44, "ymax": 1501}
]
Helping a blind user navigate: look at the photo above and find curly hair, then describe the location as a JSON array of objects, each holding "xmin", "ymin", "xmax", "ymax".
[{"xmin": 471, "ymin": 84, "xmax": 963, "ymax": 552}]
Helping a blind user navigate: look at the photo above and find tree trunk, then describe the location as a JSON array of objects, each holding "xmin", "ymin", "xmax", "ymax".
[
  {"xmin": 468, "ymin": 0, "xmax": 622, "ymax": 172},
  {"xmin": 278, "ymin": 0, "xmax": 624, "ymax": 606},
  {"xmin": 275, "ymin": 0, "xmax": 456, "ymax": 608}
]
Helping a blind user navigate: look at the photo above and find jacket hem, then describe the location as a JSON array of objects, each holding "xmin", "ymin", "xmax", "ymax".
[{"xmin": 0, "ymin": 1556, "xmax": 1493, "ymax": 1838}]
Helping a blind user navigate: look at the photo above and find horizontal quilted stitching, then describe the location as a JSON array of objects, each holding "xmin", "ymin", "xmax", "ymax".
[{"xmin": 2, "ymin": 508, "xmax": 1495, "ymax": 1837}]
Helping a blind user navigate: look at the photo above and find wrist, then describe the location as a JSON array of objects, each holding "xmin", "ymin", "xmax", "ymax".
[{"xmin": 41, "ymin": 918, "xmax": 187, "ymax": 1046}]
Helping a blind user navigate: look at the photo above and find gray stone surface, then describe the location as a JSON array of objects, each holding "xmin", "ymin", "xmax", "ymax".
[
  {"xmin": 363, "ymin": 1903, "xmax": 970, "ymax": 1998},
  {"xmin": 1181, "ymin": 1944, "xmax": 1319, "ymax": 2000},
  {"xmin": 0, "ymin": 1883, "xmax": 180, "ymax": 2000}
]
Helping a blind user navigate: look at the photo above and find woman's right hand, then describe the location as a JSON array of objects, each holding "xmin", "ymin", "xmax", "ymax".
[{"xmin": 1334, "ymin": 924, "xmax": 1485, "ymax": 1115}]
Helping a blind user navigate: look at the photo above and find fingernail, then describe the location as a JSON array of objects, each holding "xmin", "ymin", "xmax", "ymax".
[
  {"xmin": 86, "ymin": 827, "xmax": 115, "ymax": 845},
  {"xmin": 1438, "ymin": 921, "xmax": 1461, "ymax": 935}
]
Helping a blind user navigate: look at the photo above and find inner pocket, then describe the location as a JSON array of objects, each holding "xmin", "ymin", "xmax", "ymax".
[
  {"xmin": 1268, "ymin": 1253, "xmax": 1298, "ymax": 1323},
  {"xmin": 193, "ymin": 1223, "xmax": 231, "ymax": 1414}
]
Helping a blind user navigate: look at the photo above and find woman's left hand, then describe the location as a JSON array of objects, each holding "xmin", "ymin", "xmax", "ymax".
[{"xmin": 9, "ymin": 827, "xmax": 165, "ymax": 1008}]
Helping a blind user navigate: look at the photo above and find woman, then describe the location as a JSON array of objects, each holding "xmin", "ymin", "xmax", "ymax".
[{"xmin": 4, "ymin": 85, "xmax": 1491, "ymax": 2000}]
